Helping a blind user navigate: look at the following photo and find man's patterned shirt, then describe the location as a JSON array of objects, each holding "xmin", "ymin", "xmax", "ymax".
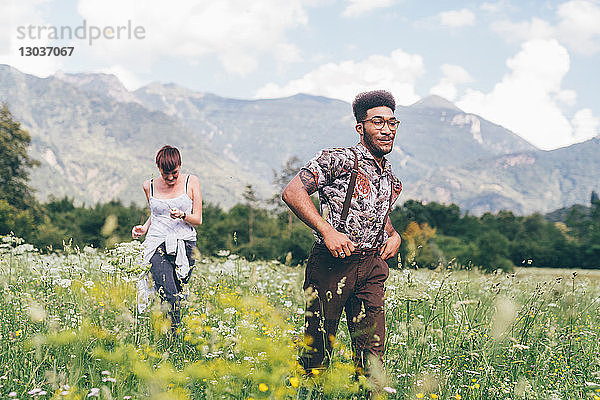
[{"xmin": 302, "ymin": 142, "xmax": 402, "ymax": 249}]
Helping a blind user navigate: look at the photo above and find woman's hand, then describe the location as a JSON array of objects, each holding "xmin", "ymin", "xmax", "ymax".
[
  {"xmin": 132, "ymin": 225, "xmax": 147, "ymax": 239},
  {"xmin": 169, "ymin": 208, "xmax": 185, "ymax": 219}
]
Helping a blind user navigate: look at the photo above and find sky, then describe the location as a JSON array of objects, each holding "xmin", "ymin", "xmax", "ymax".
[{"xmin": 2, "ymin": 0, "xmax": 599, "ymax": 150}]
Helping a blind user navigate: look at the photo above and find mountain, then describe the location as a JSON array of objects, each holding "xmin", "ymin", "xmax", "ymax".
[
  {"xmin": 130, "ymin": 84, "xmax": 539, "ymax": 186},
  {"xmin": 53, "ymin": 70, "xmax": 140, "ymax": 105},
  {"xmin": 411, "ymin": 137, "xmax": 600, "ymax": 214},
  {"xmin": 71, "ymin": 76, "xmax": 538, "ymax": 192},
  {"xmin": 132, "ymin": 86, "xmax": 357, "ymax": 180},
  {"xmin": 410, "ymin": 94, "xmax": 462, "ymax": 111},
  {"xmin": 1, "ymin": 65, "xmax": 597, "ymax": 214},
  {"xmin": 0, "ymin": 65, "xmax": 270, "ymax": 207},
  {"xmin": 391, "ymin": 96, "xmax": 537, "ymax": 185}
]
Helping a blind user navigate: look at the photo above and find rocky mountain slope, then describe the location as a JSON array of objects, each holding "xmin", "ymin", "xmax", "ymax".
[
  {"xmin": 0, "ymin": 65, "xmax": 269, "ymax": 207},
  {"xmin": 1, "ymin": 65, "xmax": 598, "ymax": 214}
]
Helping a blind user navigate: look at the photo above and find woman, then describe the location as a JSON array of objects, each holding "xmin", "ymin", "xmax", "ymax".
[{"xmin": 132, "ymin": 145, "xmax": 202, "ymax": 331}]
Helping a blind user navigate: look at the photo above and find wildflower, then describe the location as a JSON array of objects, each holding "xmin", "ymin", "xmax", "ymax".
[
  {"xmin": 416, "ymin": 393, "xmax": 424, "ymax": 399},
  {"xmin": 383, "ymin": 387, "xmax": 397, "ymax": 394},
  {"xmin": 430, "ymin": 395, "xmax": 438, "ymax": 399},
  {"xmin": 87, "ymin": 388, "xmax": 100, "ymax": 397},
  {"xmin": 27, "ymin": 388, "xmax": 42, "ymax": 395},
  {"xmin": 258, "ymin": 383, "xmax": 269, "ymax": 392},
  {"xmin": 311, "ymin": 369, "xmax": 320, "ymax": 376},
  {"xmin": 56, "ymin": 278, "xmax": 72, "ymax": 288},
  {"xmin": 454, "ymin": 395, "xmax": 461, "ymax": 400},
  {"xmin": 8, "ymin": 392, "xmax": 17, "ymax": 397},
  {"xmin": 289, "ymin": 377, "xmax": 299, "ymax": 388},
  {"xmin": 337, "ymin": 276, "xmax": 346, "ymax": 295}
]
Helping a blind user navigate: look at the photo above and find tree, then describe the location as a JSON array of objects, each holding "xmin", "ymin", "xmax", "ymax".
[
  {"xmin": 474, "ymin": 230, "xmax": 513, "ymax": 272},
  {"xmin": 243, "ymin": 184, "xmax": 258, "ymax": 246},
  {"xmin": 271, "ymin": 156, "xmax": 302, "ymax": 231},
  {"xmin": 0, "ymin": 103, "xmax": 39, "ymax": 210}
]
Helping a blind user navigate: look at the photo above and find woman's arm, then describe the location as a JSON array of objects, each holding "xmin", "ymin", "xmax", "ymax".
[
  {"xmin": 132, "ymin": 180, "xmax": 152, "ymax": 238},
  {"xmin": 179, "ymin": 174, "xmax": 202, "ymax": 226}
]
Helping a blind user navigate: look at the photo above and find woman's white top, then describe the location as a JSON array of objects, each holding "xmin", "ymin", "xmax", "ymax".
[{"xmin": 142, "ymin": 176, "xmax": 196, "ymax": 280}]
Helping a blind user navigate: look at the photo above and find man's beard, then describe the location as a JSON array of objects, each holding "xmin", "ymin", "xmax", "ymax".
[{"xmin": 363, "ymin": 132, "xmax": 393, "ymax": 158}]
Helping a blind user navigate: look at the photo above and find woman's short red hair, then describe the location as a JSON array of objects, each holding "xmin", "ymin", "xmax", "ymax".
[{"xmin": 155, "ymin": 145, "xmax": 181, "ymax": 171}]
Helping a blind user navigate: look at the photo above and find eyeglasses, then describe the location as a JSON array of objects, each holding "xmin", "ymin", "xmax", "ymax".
[{"xmin": 360, "ymin": 116, "xmax": 401, "ymax": 131}]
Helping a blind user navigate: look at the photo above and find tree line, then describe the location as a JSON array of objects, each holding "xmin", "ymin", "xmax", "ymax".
[{"xmin": 2, "ymin": 103, "xmax": 599, "ymax": 270}]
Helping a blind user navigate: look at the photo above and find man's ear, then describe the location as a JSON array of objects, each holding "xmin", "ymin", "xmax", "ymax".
[{"xmin": 355, "ymin": 123, "xmax": 363, "ymax": 134}]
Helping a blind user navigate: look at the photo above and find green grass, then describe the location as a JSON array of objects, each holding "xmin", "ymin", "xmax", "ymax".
[{"xmin": 1, "ymin": 234, "xmax": 600, "ymax": 399}]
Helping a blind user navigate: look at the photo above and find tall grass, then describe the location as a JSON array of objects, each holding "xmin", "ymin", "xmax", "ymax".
[{"xmin": 1, "ymin": 234, "xmax": 600, "ymax": 399}]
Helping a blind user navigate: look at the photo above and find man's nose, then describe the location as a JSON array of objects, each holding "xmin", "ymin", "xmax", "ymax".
[{"xmin": 381, "ymin": 123, "xmax": 393, "ymax": 134}]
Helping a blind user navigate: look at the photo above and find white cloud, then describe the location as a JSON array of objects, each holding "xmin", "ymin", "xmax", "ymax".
[
  {"xmin": 0, "ymin": 0, "xmax": 63, "ymax": 77},
  {"xmin": 490, "ymin": 17, "xmax": 554, "ymax": 43},
  {"xmin": 480, "ymin": 1, "xmax": 514, "ymax": 14},
  {"xmin": 490, "ymin": 0, "xmax": 600, "ymax": 55},
  {"xmin": 456, "ymin": 39, "xmax": 577, "ymax": 150},
  {"xmin": 254, "ymin": 49, "xmax": 424, "ymax": 104},
  {"xmin": 437, "ymin": 9, "xmax": 476, "ymax": 27},
  {"xmin": 342, "ymin": 0, "xmax": 397, "ymax": 18},
  {"xmin": 430, "ymin": 64, "xmax": 473, "ymax": 101},
  {"xmin": 554, "ymin": 89, "xmax": 577, "ymax": 106},
  {"xmin": 75, "ymin": 0, "xmax": 310, "ymax": 76},
  {"xmin": 556, "ymin": 0, "xmax": 600, "ymax": 55},
  {"xmin": 572, "ymin": 108, "xmax": 600, "ymax": 141}
]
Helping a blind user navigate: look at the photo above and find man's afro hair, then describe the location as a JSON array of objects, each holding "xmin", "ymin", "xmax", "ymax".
[{"xmin": 352, "ymin": 90, "xmax": 396, "ymax": 122}]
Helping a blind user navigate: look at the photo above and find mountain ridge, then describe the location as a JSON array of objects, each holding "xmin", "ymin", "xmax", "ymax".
[{"xmin": 1, "ymin": 64, "xmax": 597, "ymax": 214}]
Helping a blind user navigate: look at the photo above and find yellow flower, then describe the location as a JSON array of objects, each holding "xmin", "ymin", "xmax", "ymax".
[
  {"xmin": 311, "ymin": 369, "xmax": 320, "ymax": 376},
  {"xmin": 416, "ymin": 393, "xmax": 424, "ymax": 399},
  {"xmin": 455, "ymin": 395, "xmax": 462, "ymax": 400},
  {"xmin": 258, "ymin": 383, "xmax": 268, "ymax": 392},
  {"xmin": 474, "ymin": 383, "xmax": 480, "ymax": 389},
  {"xmin": 594, "ymin": 396, "xmax": 600, "ymax": 400},
  {"xmin": 289, "ymin": 377, "xmax": 299, "ymax": 388},
  {"xmin": 430, "ymin": 394, "xmax": 438, "ymax": 399}
]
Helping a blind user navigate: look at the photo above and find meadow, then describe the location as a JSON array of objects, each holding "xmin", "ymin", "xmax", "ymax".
[{"xmin": 1, "ymin": 234, "xmax": 600, "ymax": 400}]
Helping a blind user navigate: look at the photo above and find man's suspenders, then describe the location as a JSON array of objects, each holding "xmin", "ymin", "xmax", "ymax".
[
  {"xmin": 338, "ymin": 148, "xmax": 359, "ymax": 232},
  {"xmin": 338, "ymin": 148, "xmax": 393, "ymax": 247}
]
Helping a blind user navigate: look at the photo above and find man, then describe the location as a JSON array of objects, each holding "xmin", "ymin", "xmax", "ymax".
[{"xmin": 282, "ymin": 90, "xmax": 403, "ymax": 376}]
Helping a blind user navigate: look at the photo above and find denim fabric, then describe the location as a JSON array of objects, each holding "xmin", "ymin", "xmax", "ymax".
[{"xmin": 149, "ymin": 240, "xmax": 195, "ymax": 329}]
